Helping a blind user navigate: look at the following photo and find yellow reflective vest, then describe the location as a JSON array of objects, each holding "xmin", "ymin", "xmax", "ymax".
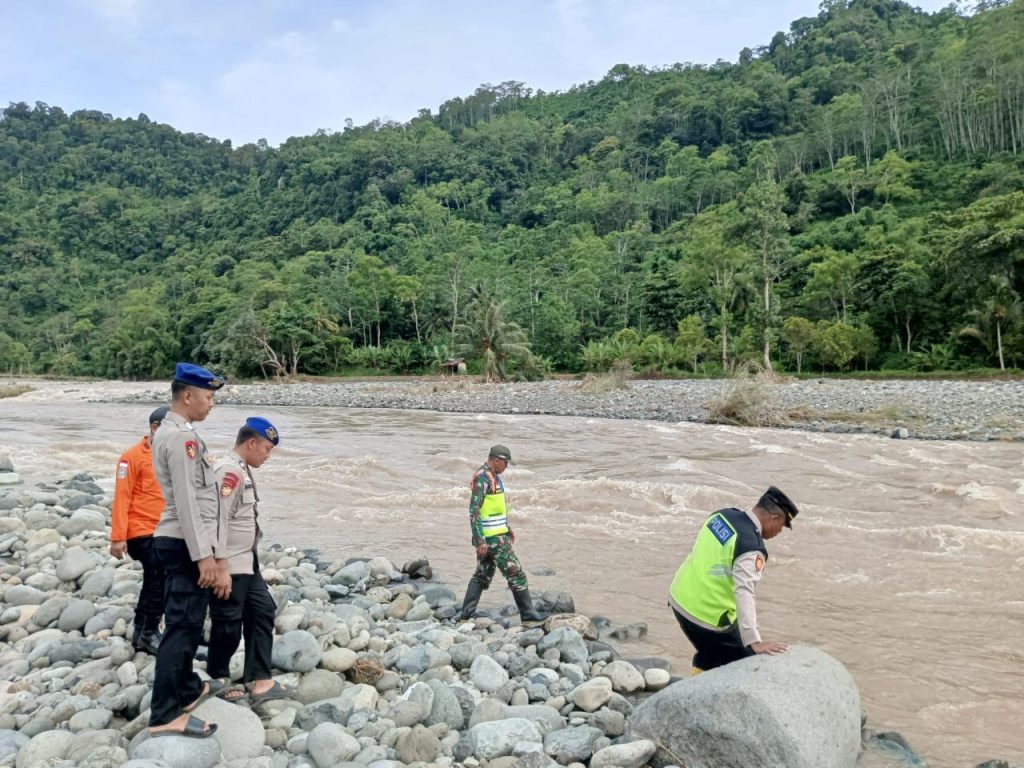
[
  {"xmin": 669, "ymin": 508, "xmax": 767, "ymax": 628},
  {"xmin": 476, "ymin": 469, "xmax": 510, "ymax": 537}
]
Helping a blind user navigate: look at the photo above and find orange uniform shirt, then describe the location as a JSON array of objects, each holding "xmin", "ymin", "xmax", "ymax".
[{"xmin": 111, "ymin": 436, "xmax": 166, "ymax": 541}]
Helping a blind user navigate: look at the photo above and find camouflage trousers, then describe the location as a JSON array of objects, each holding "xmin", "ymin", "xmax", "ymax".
[{"xmin": 472, "ymin": 534, "xmax": 528, "ymax": 592}]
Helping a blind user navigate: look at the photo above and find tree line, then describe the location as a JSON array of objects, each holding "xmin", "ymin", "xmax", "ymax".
[{"xmin": 1, "ymin": 0, "xmax": 1022, "ymax": 381}]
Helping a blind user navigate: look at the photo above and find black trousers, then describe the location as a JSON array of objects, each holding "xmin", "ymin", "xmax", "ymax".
[
  {"xmin": 207, "ymin": 555, "xmax": 275, "ymax": 683},
  {"xmin": 673, "ymin": 608, "xmax": 755, "ymax": 671},
  {"xmin": 126, "ymin": 535, "xmax": 165, "ymax": 632},
  {"xmin": 150, "ymin": 537, "xmax": 210, "ymax": 726}
]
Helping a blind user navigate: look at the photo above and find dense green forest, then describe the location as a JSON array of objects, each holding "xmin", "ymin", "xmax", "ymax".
[{"xmin": 2, "ymin": 0, "xmax": 1023, "ymax": 380}]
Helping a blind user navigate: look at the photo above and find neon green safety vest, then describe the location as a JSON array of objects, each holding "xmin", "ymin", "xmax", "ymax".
[
  {"xmin": 477, "ymin": 470, "xmax": 509, "ymax": 537},
  {"xmin": 669, "ymin": 508, "xmax": 766, "ymax": 628}
]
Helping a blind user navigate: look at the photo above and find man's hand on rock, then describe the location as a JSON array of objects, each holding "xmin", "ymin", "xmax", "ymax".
[
  {"xmin": 110, "ymin": 541, "xmax": 127, "ymax": 560},
  {"xmin": 750, "ymin": 641, "xmax": 788, "ymax": 655}
]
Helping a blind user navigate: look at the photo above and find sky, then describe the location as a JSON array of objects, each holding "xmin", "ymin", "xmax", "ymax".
[{"xmin": 1, "ymin": 0, "xmax": 956, "ymax": 147}]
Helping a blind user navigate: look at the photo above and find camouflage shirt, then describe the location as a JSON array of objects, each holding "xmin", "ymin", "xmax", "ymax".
[{"xmin": 469, "ymin": 464, "xmax": 510, "ymax": 546}]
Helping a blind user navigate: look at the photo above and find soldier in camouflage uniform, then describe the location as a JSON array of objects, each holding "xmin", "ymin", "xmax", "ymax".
[{"xmin": 457, "ymin": 445, "xmax": 547, "ymax": 623}]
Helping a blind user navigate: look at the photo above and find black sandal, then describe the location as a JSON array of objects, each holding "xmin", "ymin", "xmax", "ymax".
[
  {"xmin": 248, "ymin": 680, "xmax": 294, "ymax": 702},
  {"xmin": 183, "ymin": 679, "xmax": 225, "ymax": 713},
  {"xmin": 150, "ymin": 715, "xmax": 218, "ymax": 739}
]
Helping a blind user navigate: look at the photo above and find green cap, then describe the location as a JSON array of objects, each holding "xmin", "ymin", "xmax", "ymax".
[{"xmin": 488, "ymin": 444, "xmax": 513, "ymax": 463}]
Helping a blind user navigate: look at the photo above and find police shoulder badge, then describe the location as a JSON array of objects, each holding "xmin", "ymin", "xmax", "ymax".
[
  {"xmin": 184, "ymin": 440, "xmax": 198, "ymax": 459},
  {"xmin": 116, "ymin": 461, "xmax": 129, "ymax": 480},
  {"xmin": 220, "ymin": 471, "xmax": 240, "ymax": 497},
  {"xmin": 755, "ymin": 554, "xmax": 765, "ymax": 573}
]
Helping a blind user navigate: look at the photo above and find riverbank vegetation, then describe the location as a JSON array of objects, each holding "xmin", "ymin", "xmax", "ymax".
[{"xmin": 1, "ymin": 0, "xmax": 1023, "ymax": 381}]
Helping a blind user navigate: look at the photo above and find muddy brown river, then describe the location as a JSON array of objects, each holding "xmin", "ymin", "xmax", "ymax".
[{"xmin": 1, "ymin": 381, "xmax": 1022, "ymax": 767}]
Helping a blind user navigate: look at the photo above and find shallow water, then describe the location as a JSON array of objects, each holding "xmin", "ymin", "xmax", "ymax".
[{"xmin": 1, "ymin": 381, "xmax": 1022, "ymax": 767}]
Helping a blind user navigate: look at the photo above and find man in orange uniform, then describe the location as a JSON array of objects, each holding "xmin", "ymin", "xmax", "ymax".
[{"xmin": 111, "ymin": 405, "xmax": 170, "ymax": 655}]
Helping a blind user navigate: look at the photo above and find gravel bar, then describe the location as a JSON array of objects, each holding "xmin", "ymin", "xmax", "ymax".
[{"xmin": 109, "ymin": 377, "xmax": 1024, "ymax": 442}]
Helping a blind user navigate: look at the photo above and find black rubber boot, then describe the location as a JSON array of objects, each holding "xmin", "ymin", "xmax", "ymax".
[
  {"xmin": 513, "ymin": 589, "xmax": 548, "ymax": 624},
  {"xmin": 132, "ymin": 626, "xmax": 161, "ymax": 655},
  {"xmin": 458, "ymin": 579, "xmax": 486, "ymax": 620}
]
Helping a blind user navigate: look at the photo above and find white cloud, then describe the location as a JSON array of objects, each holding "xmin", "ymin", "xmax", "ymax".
[
  {"xmin": 268, "ymin": 31, "xmax": 317, "ymax": 59},
  {"xmin": 123, "ymin": 0, "xmax": 970, "ymax": 145},
  {"xmin": 86, "ymin": 0, "xmax": 141, "ymax": 23}
]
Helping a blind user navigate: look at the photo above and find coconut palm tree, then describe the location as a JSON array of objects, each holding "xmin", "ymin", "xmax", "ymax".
[
  {"xmin": 456, "ymin": 288, "xmax": 532, "ymax": 382},
  {"xmin": 959, "ymin": 275, "xmax": 1021, "ymax": 372}
]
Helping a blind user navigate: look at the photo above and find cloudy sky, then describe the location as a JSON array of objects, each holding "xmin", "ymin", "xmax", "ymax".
[{"xmin": 2, "ymin": 0, "xmax": 954, "ymax": 146}]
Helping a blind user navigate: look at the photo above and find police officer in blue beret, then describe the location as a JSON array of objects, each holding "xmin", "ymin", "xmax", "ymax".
[
  {"xmin": 206, "ymin": 417, "xmax": 293, "ymax": 703},
  {"xmin": 148, "ymin": 363, "xmax": 228, "ymax": 739}
]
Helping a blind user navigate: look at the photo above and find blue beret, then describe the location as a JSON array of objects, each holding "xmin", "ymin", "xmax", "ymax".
[
  {"xmin": 246, "ymin": 416, "xmax": 279, "ymax": 446},
  {"xmin": 174, "ymin": 362, "xmax": 224, "ymax": 390}
]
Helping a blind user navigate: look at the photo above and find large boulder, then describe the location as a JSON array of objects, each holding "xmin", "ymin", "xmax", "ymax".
[
  {"xmin": 191, "ymin": 697, "xmax": 265, "ymax": 761},
  {"xmin": 629, "ymin": 646, "xmax": 862, "ymax": 768}
]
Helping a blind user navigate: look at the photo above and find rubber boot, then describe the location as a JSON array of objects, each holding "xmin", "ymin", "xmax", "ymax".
[
  {"xmin": 513, "ymin": 589, "xmax": 548, "ymax": 624},
  {"xmin": 458, "ymin": 579, "xmax": 486, "ymax": 620},
  {"xmin": 132, "ymin": 626, "xmax": 161, "ymax": 655}
]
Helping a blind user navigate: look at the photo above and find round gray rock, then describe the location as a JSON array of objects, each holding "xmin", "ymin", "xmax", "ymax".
[
  {"xmin": 190, "ymin": 697, "xmax": 265, "ymax": 761},
  {"xmin": 271, "ymin": 630, "xmax": 322, "ymax": 672},
  {"xmin": 537, "ymin": 627, "xmax": 589, "ymax": 665},
  {"xmin": 0, "ymin": 730, "xmax": 28, "ymax": 761},
  {"xmin": 450, "ymin": 641, "xmax": 489, "ymax": 670},
  {"xmin": 31, "ymin": 595, "xmax": 71, "ymax": 627},
  {"xmin": 296, "ymin": 669, "xmax": 346, "ymax": 704},
  {"xmin": 543, "ymin": 725, "xmax": 603, "ymax": 764},
  {"xmin": 132, "ymin": 733, "xmax": 221, "ymax": 768},
  {"xmin": 425, "ymin": 678, "xmax": 464, "ymax": 729},
  {"xmin": 57, "ymin": 546, "xmax": 101, "ymax": 582},
  {"xmin": 570, "ymin": 677, "xmax": 612, "ymax": 712},
  {"xmin": 306, "ymin": 722, "xmax": 361, "ymax": 768},
  {"xmin": 468, "ymin": 718, "xmax": 543, "ymax": 760},
  {"xmin": 600, "ymin": 660, "xmax": 645, "ymax": 693},
  {"xmin": 396, "ymin": 724, "xmax": 442, "ymax": 764},
  {"xmin": 15, "ymin": 729, "xmax": 75, "ymax": 767},
  {"xmin": 58, "ymin": 598, "xmax": 98, "ymax": 632},
  {"xmin": 590, "ymin": 739, "xmax": 657, "ymax": 768},
  {"xmin": 4, "ymin": 585, "xmax": 47, "ymax": 606},
  {"xmin": 80, "ymin": 569, "xmax": 115, "ymax": 598},
  {"xmin": 332, "ymin": 561, "xmax": 371, "ymax": 586},
  {"xmin": 470, "ymin": 654, "xmax": 509, "ymax": 693}
]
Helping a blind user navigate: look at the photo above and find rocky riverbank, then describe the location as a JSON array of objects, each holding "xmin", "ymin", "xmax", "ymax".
[
  {"xmin": 0, "ymin": 469, "xmax": 1018, "ymax": 768},
  {"xmin": 91, "ymin": 377, "xmax": 1024, "ymax": 442}
]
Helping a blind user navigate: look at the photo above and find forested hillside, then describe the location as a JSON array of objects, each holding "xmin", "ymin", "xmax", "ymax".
[{"xmin": 2, "ymin": 0, "xmax": 1022, "ymax": 380}]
